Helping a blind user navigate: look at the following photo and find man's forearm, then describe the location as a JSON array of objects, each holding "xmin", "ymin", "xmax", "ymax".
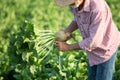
[
  {"xmin": 69, "ymin": 43, "xmax": 82, "ymax": 50},
  {"xmin": 64, "ymin": 20, "xmax": 78, "ymax": 33}
]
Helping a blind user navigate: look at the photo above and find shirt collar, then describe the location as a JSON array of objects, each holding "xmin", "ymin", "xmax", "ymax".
[
  {"xmin": 83, "ymin": 0, "xmax": 90, "ymax": 12},
  {"xmin": 76, "ymin": 0, "xmax": 90, "ymax": 13}
]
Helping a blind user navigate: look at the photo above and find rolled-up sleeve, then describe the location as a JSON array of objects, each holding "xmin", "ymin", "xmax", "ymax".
[{"xmin": 79, "ymin": 10, "xmax": 108, "ymax": 51}]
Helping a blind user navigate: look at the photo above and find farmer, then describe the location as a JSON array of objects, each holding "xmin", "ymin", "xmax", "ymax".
[{"xmin": 54, "ymin": 0, "xmax": 120, "ymax": 80}]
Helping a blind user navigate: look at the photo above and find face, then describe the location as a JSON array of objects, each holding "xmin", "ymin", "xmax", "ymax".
[{"xmin": 69, "ymin": 0, "xmax": 83, "ymax": 8}]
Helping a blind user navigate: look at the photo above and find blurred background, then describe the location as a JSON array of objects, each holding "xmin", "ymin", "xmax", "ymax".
[{"xmin": 0, "ymin": 0, "xmax": 120, "ymax": 80}]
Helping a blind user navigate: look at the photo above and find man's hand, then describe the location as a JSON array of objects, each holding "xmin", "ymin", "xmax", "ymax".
[
  {"xmin": 55, "ymin": 41, "xmax": 71, "ymax": 52},
  {"xmin": 55, "ymin": 41, "xmax": 82, "ymax": 52}
]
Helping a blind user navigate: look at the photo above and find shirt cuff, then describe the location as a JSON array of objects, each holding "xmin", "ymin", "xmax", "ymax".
[{"xmin": 78, "ymin": 42, "xmax": 93, "ymax": 52}]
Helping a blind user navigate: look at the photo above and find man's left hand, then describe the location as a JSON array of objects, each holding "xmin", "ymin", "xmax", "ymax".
[{"xmin": 55, "ymin": 41, "xmax": 71, "ymax": 52}]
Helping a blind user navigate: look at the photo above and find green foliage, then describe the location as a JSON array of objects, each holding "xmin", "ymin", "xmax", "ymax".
[
  {"xmin": 7, "ymin": 21, "xmax": 87, "ymax": 80},
  {"xmin": 0, "ymin": 0, "xmax": 120, "ymax": 80}
]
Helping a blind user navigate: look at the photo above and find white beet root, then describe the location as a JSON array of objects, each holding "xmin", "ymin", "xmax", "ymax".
[{"xmin": 55, "ymin": 30, "xmax": 67, "ymax": 41}]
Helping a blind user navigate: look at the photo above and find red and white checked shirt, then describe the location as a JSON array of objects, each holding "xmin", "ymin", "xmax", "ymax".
[{"xmin": 71, "ymin": 0, "xmax": 120, "ymax": 66}]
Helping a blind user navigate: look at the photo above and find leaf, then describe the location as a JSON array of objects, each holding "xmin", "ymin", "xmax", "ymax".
[
  {"xmin": 29, "ymin": 56, "xmax": 37, "ymax": 64},
  {"xmin": 30, "ymin": 65, "xmax": 36, "ymax": 74},
  {"xmin": 24, "ymin": 21, "xmax": 35, "ymax": 39},
  {"xmin": 14, "ymin": 36, "xmax": 23, "ymax": 49},
  {"xmin": 28, "ymin": 41, "xmax": 35, "ymax": 50},
  {"xmin": 22, "ymin": 52, "xmax": 32, "ymax": 62}
]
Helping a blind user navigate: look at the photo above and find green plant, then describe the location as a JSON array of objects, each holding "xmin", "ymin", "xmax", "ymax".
[{"xmin": 0, "ymin": 0, "xmax": 120, "ymax": 80}]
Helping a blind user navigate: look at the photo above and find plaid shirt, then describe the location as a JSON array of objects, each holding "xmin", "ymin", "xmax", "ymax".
[{"xmin": 71, "ymin": 0, "xmax": 120, "ymax": 66}]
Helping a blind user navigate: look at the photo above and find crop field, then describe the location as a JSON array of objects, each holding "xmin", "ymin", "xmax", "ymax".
[{"xmin": 0, "ymin": 0, "xmax": 120, "ymax": 80}]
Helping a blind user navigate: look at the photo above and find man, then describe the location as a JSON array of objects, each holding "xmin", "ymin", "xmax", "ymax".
[{"xmin": 55, "ymin": 0, "xmax": 120, "ymax": 80}]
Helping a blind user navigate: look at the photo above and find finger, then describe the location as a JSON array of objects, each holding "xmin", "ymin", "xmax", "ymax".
[{"xmin": 55, "ymin": 41, "xmax": 60, "ymax": 44}]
